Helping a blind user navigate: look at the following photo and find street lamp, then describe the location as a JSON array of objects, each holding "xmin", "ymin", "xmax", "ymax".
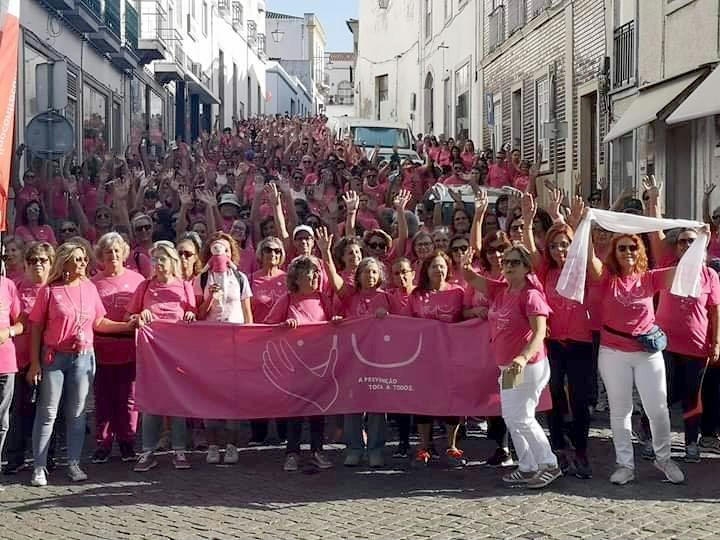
[{"xmin": 271, "ymin": 21, "xmax": 284, "ymax": 43}]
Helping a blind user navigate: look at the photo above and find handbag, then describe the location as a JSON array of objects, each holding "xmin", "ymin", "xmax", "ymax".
[{"xmin": 603, "ymin": 324, "xmax": 667, "ymax": 353}]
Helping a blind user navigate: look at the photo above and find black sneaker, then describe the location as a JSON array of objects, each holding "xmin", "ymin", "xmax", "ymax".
[
  {"xmin": 429, "ymin": 443, "xmax": 441, "ymax": 461},
  {"xmin": 119, "ymin": 442, "xmax": 137, "ymax": 463},
  {"xmin": 486, "ymin": 448, "xmax": 513, "ymax": 467},
  {"xmin": 557, "ymin": 452, "xmax": 574, "ymax": 475},
  {"xmin": 2, "ymin": 461, "xmax": 26, "ymax": 475},
  {"xmin": 91, "ymin": 447, "xmax": 111, "ymax": 464},
  {"xmin": 393, "ymin": 442, "xmax": 409, "ymax": 459},
  {"xmin": 574, "ymin": 454, "xmax": 593, "ymax": 479},
  {"xmin": 47, "ymin": 456, "xmax": 56, "ymax": 472}
]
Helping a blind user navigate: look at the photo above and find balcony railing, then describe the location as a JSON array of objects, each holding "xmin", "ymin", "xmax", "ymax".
[
  {"xmin": 80, "ymin": 0, "xmax": 102, "ymax": 18},
  {"xmin": 104, "ymin": 0, "xmax": 121, "ymax": 37},
  {"xmin": 174, "ymin": 42, "xmax": 186, "ymax": 67},
  {"xmin": 613, "ymin": 20, "xmax": 635, "ymax": 89},
  {"xmin": 124, "ymin": 1, "xmax": 139, "ymax": 51}
]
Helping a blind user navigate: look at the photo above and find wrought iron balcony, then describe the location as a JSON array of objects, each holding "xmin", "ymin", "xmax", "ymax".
[
  {"xmin": 104, "ymin": 0, "xmax": 122, "ymax": 38},
  {"xmin": 124, "ymin": 1, "xmax": 139, "ymax": 52},
  {"xmin": 613, "ymin": 20, "xmax": 636, "ymax": 89},
  {"xmin": 79, "ymin": 0, "xmax": 102, "ymax": 17}
]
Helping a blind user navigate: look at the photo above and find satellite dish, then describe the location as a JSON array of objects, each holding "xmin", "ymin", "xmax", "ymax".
[{"xmin": 25, "ymin": 111, "xmax": 74, "ymax": 160}]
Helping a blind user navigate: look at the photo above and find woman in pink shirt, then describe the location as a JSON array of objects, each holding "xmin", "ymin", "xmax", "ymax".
[
  {"xmin": 27, "ymin": 241, "xmax": 135, "ymax": 487},
  {"xmin": 127, "ymin": 214, "xmax": 153, "ymax": 278},
  {"xmin": 585, "ymin": 219, "xmax": 691, "ymax": 486},
  {"xmin": 409, "ymin": 251, "xmax": 466, "ymax": 467},
  {"xmin": 3, "ymin": 236, "xmax": 26, "ymax": 283},
  {"xmin": 3, "ymin": 242, "xmax": 54, "ymax": 475},
  {"xmin": 521, "ymin": 195, "xmax": 594, "ymax": 478},
  {"xmin": 264, "ymin": 256, "xmax": 335, "ymax": 473},
  {"xmin": 460, "ymin": 141, "xmax": 476, "ymax": 171},
  {"xmin": 90, "ymin": 233, "xmax": 145, "ymax": 465},
  {"xmin": 647, "ymin": 186, "xmax": 720, "ymax": 461},
  {"xmin": 463, "ymin": 245, "xmax": 561, "ymax": 489},
  {"xmin": 14, "ymin": 201, "xmax": 57, "ymax": 247},
  {"xmin": 128, "ymin": 241, "xmax": 197, "ymax": 474}
]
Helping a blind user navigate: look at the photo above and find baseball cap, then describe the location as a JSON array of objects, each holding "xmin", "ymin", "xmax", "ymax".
[
  {"xmin": 293, "ymin": 225, "xmax": 314, "ymax": 238},
  {"xmin": 218, "ymin": 193, "xmax": 242, "ymax": 208}
]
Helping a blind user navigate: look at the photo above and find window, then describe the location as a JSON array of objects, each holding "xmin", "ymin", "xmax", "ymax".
[
  {"xmin": 148, "ymin": 90, "xmax": 165, "ymax": 145},
  {"xmin": 511, "ymin": 87, "xmax": 522, "ymax": 150},
  {"xmin": 23, "ymin": 45, "xmax": 50, "ymax": 126},
  {"xmin": 455, "ymin": 63, "xmax": 470, "ymax": 139},
  {"xmin": 83, "ymin": 84, "xmax": 108, "ymax": 157},
  {"xmin": 489, "ymin": 4, "xmax": 505, "ymax": 50},
  {"xmin": 444, "ymin": 0, "xmax": 452, "ymax": 20},
  {"xmin": 233, "ymin": 63, "xmax": 238, "ymax": 119},
  {"xmin": 493, "ymin": 95, "xmax": 502, "ymax": 151},
  {"xmin": 112, "ymin": 100, "xmax": 122, "ymax": 153},
  {"xmin": 425, "ymin": 0, "xmax": 433, "ymax": 39},
  {"xmin": 176, "ymin": 0, "xmax": 183, "ymax": 25},
  {"xmin": 376, "ymin": 74, "xmax": 389, "ymax": 101},
  {"xmin": 232, "ymin": 1, "xmax": 243, "ymax": 27},
  {"xmin": 508, "ymin": 0, "xmax": 526, "ymax": 33},
  {"xmin": 130, "ymin": 77, "xmax": 147, "ymax": 146},
  {"xmin": 611, "ymin": 132, "xmax": 634, "ymax": 198},
  {"xmin": 202, "ymin": 1, "xmax": 208, "ymax": 35},
  {"xmin": 536, "ymin": 77, "xmax": 549, "ymax": 162}
]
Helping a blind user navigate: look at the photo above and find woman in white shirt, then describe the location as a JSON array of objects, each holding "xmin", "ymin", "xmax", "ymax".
[{"xmin": 198, "ymin": 232, "xmax": 253, "ymax": 465}]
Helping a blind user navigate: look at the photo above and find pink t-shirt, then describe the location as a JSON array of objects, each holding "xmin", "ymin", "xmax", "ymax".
[
  {"xmin": 342, "ymin": 289, "xmax": 392, "ymax": 318},
  {"xmin": 461, "ymin": 152, "xmax": 475, "ymax": 171},
  {"xmin": 409, "ymin": 284, "xmax": 465, "ymax": 322},
  {"xmin": 599, "ymin": 268, "xmax": 673, "ymax": 353},
  {"xmin": 126, "ymin": 278, "xmax": 196, "ymax": 322},
  {"xmin": 0, "ymin": 277, "xmax": 21, "ymax": 374},
  {"xmin": 126, "ymin": 247, "xmax": 153, "ymax": 278},
  {"xmin": 14, "ymin": 225, "xmax": 57, "ymax": 246},
  {"xmin": 512, "ymin": 174, "xmax": 531, "ymax": 193},
  {"xmin": 388, "ymin": 288, "xmax": 413, "ymax": 316},
  {"xmin": 443, "ymin": 175, "xmax": 467, "ymax": 187},
  {"xmin": 29, "ymin": 280, "xmax": 107, "ymax": 355},
  {"xmin": 656, "ymin": 266, "xmax": 720, "ymax": 358},
  {"xmin": 251, "ymin": 270, "xmax": 288, "ymax": 325},
  {"xmin": 486, "ymin": 280, "xmax": 551, "ymax": 367},
  {"xmin": 264, "ymin": 292, "xmax": 331, "ymax": 325},
  {"xmin": 539, "ymin": 265, "xmax": 592, "ymax": 343},
  {"xmin": 487, "ymin": 164, "xmax": 511, "ymax": 189},
  {"xmin": 708, "ymin": 233, "xmax": 720, "ymax": 260},
  {"xmin": 14, "ymin": 278, "xmax": 44, "ymax": 369},
  {"xmin": 92, "ymin": 269, "xmax": 145, "ymax": 364}
]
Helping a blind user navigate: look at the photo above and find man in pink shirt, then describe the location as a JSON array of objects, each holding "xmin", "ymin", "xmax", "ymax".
[
  {"xmin": 487, "ymin": 149, "xmax": 511, "ymax": 188},
  {"xmin": 443, "ymin": 161, "xmax": 469, "ymax": 187}
]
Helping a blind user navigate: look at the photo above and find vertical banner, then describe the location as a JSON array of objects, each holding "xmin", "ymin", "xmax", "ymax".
[{"xmin": 0, "ymin": 0, "xmax": 19, "ymax": 231}]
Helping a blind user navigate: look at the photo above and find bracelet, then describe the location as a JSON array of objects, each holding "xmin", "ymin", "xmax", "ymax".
[{"xmin": 8, "ymin": 327, "xmax": 15, "ymax": 338}]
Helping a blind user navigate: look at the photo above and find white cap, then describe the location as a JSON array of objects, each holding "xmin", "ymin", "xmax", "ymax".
[{"xmin": 293, "ymin": 225, "xmax": 314, "ymax": 238}]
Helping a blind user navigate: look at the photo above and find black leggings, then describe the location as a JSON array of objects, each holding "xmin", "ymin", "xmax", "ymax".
[
  {"xmin": 547, "ymin": 339, "xmax": 595, "ymax": 454},
  {"xmin": 702, "ymin": 365, "xmax": 720, "ymax": 437},
  {"xmin": 663, "ymin": 352, "xmax": 708, "ymax": 445}
]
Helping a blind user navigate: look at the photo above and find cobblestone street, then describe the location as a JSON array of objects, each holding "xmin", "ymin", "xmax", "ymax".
[{"xmin": 2, "ymin": 423, "xmax": 720, "ymax": 540}]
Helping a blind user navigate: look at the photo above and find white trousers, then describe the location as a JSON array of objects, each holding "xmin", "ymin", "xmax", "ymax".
[
  {"xmin": 598, "ymin": 346, "xmax": 671, "ymax": 468},
  {"xmin": 500, "ymin": 358, "xmax": 558, "ymax": 473}
]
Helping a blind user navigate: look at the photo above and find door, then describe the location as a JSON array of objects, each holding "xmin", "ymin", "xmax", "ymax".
[
  {"xmin": 580, "ymin": 91, "xmax": 598, "ymax": 194},
  {"xmin": 667, "ymin": 124, "xmax": 692, "ymax": 219}
]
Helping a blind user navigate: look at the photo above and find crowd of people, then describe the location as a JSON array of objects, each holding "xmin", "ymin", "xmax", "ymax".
[{"xmin": 0, "ymin": 114, "xmax": 718, "ymax": 492}]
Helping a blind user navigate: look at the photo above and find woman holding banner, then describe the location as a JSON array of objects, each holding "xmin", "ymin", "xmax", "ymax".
[
  {"xmin": 462, "ymin": 239, "xmax": 561, "ymax": 489},
  {"xmin": 127, "ymin": 241, "xmax": 196, "ymax": 473},
  {"xmin": 27, "ymin": 241, "xmax": 136, "ymax": 487}
]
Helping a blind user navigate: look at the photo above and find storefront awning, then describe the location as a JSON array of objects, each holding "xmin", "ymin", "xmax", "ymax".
[
  {"xmin": 186, "ymin": 71, "xmax": 220, "ymax": 105},
  {"xmin": 667, "ymin": 65, "xmax": 720, "ymax": 124},
  {"xmin": 603, "ymin": 72, "xmax": 702, "ymax": 143}
]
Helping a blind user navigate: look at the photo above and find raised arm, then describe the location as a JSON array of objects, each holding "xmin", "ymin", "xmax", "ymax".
[
  {"xmin": 342, "ymin": 191, "xmax": 359, "ymax": 236},
  {"xmin": 520, "ymin": 192, "xmax": 542, "ymax": 269},
  {"xmin": 643, "ymin": 175, "xmax": 667, "ymax": 262},
  {"xmin": 469, "ymin": 189, "xmax": 488, "ymax": 253},
  {"xmin": 315, "ymin": 226, "xmax": 344, "ymax": 294},
  {"xmin": 584, "ymin": 209, "xmax": 603, "ymax": 281},
  {"xmin": 393, "ymin": 189, "xmax": 412, "ymax": 256},
  {"xmin": 461, "ymin": 248, "xmax": 489, "ymax": 295},
  {"xmin": 703, "ymin": 181, "xmax": 716, "ymax": 228}
]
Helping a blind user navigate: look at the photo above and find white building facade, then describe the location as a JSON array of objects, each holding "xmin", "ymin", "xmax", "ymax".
[{"xmin": 265, "ymin": 61, "xmax": 312, "ymax": 116}]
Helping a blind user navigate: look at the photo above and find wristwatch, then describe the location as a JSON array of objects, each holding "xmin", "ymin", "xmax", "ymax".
[{"xmin": 8, "ymin": 327, "xmax": 15, "ymax": 338}]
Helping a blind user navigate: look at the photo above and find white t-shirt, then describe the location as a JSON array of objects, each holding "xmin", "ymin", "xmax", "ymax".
[{"xmin": 202, "ymin": 269, "xmax": 252, "ymax": 323}]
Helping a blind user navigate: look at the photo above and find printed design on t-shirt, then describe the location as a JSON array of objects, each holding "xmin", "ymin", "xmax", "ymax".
[
  {"xmin": 257, "ymin": 279, "xmax": 286, "ymax": 307},
  {"xmin": 611, "ymin": 277, "xmax": 648, "ymax": 325},
  {"xmin": 417, "ymin": 292, "xmax": 459, "ymax": 322},
  {"xmin": 488, "ymin": 296, "xmax": 512, "ymax": 334}
]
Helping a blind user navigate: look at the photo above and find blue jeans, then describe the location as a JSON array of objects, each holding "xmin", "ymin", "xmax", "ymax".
[
  {"xmin": 344, "ymin": 413, "xmax": 386, "ymax": 458},
  {"xmin": 142, "ymin": 414, "xmax": 187, "ymax": 452},
  {"xmin": 0, "ymin": 373, "xmax": 15, "ymax": 456},
  {"xmin": 32, "ymin": 351, "xmax": 95, "ymax": 468}
]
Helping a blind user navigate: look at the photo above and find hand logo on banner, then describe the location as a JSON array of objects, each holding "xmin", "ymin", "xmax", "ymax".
[
  {"xmin": 262, "ymin": 335, "xmax": 339, "ymax": 412},
  {"xmin": 350, "ymin": 333, "xmax": 423, "ymax": 369}
]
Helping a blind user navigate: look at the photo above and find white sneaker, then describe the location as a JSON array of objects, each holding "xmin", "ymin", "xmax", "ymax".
[
  {"xmin": 654, "ymin": 458, "xmax": 685, "ymax": 484},
  {"xmin": 224, "ymin": 444, "xmax": 239, "ymax": 464},
  {"xmin": 610, "ymin": 465, "xmax": 635, "ymax": 485},
  {"xmin": 67, "ymin": 461, "xmax": 88, "ymax": 482},
  {"xmin": 206, "ymin": 445, "xmax": 221, "ymax": 464},
  {"xmin": 283, "ymin": 453, "xmax": 299, "ymax": 472},
  {"xmin": 31, "ymin": 467, "xmax": 48, "ymax": 487}
]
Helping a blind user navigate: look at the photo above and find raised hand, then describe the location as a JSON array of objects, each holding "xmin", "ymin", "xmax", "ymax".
[
  {"xmin": 474, "ymin": 189, "xmax": 489, "ymax": 216},
  {"xmin": 642, "ymin": 175, "xmax": 661, "ymax": 202},
  {"xmin": 63, "ymin": 175, "xmax": 78, "ymax": 195},
  {"xmin": 548, "ymin": 188, "xmax": 564, "ymax": 222},
  {"xmin": 113, "ymin": 177, "xmax": 130, "ymax": 201},
  {"xmin": 521, "ymin": 192, "xmax": 537, "ymax": 222},
  {"xmin": 178, "ymin": 185, "xmax": 193, "ymax": 206},
  {"xmin": 597, "ymin": 176, "xmax": 609, "ymax": 191},
  {"xmin": 197, "ymin": 189, "xmax": 217, "ymax": 206},
  {"xmin": 342, "ymin": 191, "xmax": 360, "ymax": 214},
  {"xmin": 704, "ymin": 180, "xmax": 717, "ymax": 196},
  {"xmin": 262, "ymin": 336, "xmax": 339, "ymax": 413},
  {"xmin": 264, "ymin": 182, "xmax": 280, "ymax": 206},
  {"xmin": 393, "ymin": 188, "xmax": 412, "ymax": 210},
  {"xmin": 315, "ymin": 226, "xmax": 333, "ymax": 254},
  {"xmin": 568, "ymin": 195, "xmax": 586, "ymax": 230}
]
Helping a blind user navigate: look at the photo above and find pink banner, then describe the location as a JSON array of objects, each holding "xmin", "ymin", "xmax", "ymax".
[{"xmin": 135, "ymin": 317, "xmax": 551, "ymax": 418}]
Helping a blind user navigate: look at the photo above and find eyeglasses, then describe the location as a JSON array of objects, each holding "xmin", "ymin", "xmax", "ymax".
[
  {"xmin": 415, "ymin": 241, "xmax": 433, "ymax": 249},
  {"xmin": 393, "ymin": 269, "xmax": 412, "ymax": 276},
  {"xmin": 502, "ymin": 259, "xmax": 524, "ymax": 268},
  {"xmin": 617, "ymin": 244, "xmax": 639, "ymax": 253},
  {"xmin": 73, "ymin": 256, "xmax": 89, "ymax": 264},
  {"xmin": 134, "ymin": 224, "xmax": 152, "ymax": 232},
  {"xmin": 549, "ymin": 242, "xmax": 570, "ymax": 250},
  {"xmin": 677, "ymin": 238, "xmax": 696, "ymax": 247},
  {"xmin": 177, "ymin": 250, "xmax": 196, "ymax": 259},
  {"xmin": 367, "ymin": 241, "xmax": 387, "ymax": 250},
  {"xmin": 60, "ymin": 227, "xmax": 77, "ymax": 234},
  {"xmin": 451, "ymin": 245, "xmax": 469, "ymax": 253},
  {"xmin": 27, "ymin": 256, "xmax": 49, "ymax": 265},
  {"xmin": 262, "ymin": 247, "xmax": 283, "ymax": 255}
]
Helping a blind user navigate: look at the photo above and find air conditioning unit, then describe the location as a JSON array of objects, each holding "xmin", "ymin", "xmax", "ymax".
[
  {"xmin": 191, "ymin": 62, "xmax": 202, "ymax": 78},
  {"xmin": 187, "ymin": 13, "xmax": 199, "ymax": 40}
]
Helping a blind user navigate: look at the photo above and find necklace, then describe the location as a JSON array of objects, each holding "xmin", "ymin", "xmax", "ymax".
[{"xmin": 62, "ymin": 280, "xmax": 86, "ymax": 345}]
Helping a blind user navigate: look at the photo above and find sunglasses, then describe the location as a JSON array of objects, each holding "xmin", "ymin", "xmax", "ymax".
[
  {"xmin": 96, "ymin": 213, "xmax": 111, "ymax": 219},
  {"xmin": 677, "ymin": 238, "xmax": 696, "ymax": 247},
  {"xmin": 502, "ymin": 259, "xmax": 523, "ymax": 268},
  {"xmin": 367, "ymin": 241, "xmax": 387, "ymax": 250},
  {"xmin": 262, "ymin": 247, "xmax": 283, "ymax": 255},
  {"xmin": 617, "ymin": 244, "xmax": 639, "ymax": 253},
  {"xmin": 73, "ymin": 256, "xmax": 89, "ymax": 264},
  {"xmin": 60, "ymin": 227, "xmax": 77, "ymax": 234},
  {"xmin": 451, "ymin": 245, "xmax": 469, "ymax": 253},
  {"xmin": 489, "ymin": 244, "xmax": 510, "ymax": 252},
  {"xmin": 27, "ymin": 256, "xmax": 49, "ymax": 265},
  {"xmin": 134, "ymin": 224, "xmax": 152, "ymax": 232},
  {"xmin": 177, "ymin": 250, "xmax": 196, "ymax": 259}
]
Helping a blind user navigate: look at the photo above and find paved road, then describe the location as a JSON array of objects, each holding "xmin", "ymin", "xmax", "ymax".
[{"xmin": 1, "ymin": 423, "xmax": 719, "ymax": 540}]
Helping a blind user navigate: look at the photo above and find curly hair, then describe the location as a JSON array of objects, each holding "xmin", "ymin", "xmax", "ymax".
[
  {"xmin": 201, "ymin": 231, "xmax": 240, "ymax": 266},
  {"xmin": 333, "ymin": 236, "xmax": 364, "ymax": 271},
  {"xmin": 604, "ymin": 234, "xmax": 649, "ymax": 276},
  {"xmin": 479, "ymin": 231, "xmax": 511, "ymax": 272},
  {"xmin": 286, "ymin": 256, "xmax": 321, "ymax": 293},
  {"xmin": 543, "ymin": 224, "xmax": 574, "ymax": 269},
  {"xmin": 353, "ymin": 257, "xmax": 385, "ymax": 290}
]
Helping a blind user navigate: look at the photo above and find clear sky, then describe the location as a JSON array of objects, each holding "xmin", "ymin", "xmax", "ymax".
[{"xmin": 267, "ymin": 0, "xmax": 358, "ymax": 51}]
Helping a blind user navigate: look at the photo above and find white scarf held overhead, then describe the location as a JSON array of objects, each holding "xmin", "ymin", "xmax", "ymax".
[{"xmin": 556, "ymin": 208, "xmax": 707, "ymax": 304}]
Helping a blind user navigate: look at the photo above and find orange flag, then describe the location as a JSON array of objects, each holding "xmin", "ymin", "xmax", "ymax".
[{"xmin": 0, "ymin": 0, "xmax": 19, "ymax": 231}]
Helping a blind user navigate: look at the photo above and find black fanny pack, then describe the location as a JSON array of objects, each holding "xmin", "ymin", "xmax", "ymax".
[{"xmin": 603, "ymin": 324, "xmax": 667, "ymax": 353}]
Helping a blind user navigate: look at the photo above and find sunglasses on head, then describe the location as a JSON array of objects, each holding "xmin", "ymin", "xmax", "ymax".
[{"xmin": 617, "ymin": 244, "xmax": 639, "ymax": 253}]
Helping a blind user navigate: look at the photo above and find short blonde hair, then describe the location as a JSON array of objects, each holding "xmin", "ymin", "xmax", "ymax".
[
  {"xmin": 256, "ymin": 236, "xmax": 286, "ymax": 266},
  {"xmin": 48, "ymin": 241, "xmax": 89, "ymax": 284},
  {"xmin": 151, "ymin": 240, "xmax": 182, "ymax": 278},
  {"xmin": 95, "ymin": 232, "xmax": 130, "ymax": 263}
]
